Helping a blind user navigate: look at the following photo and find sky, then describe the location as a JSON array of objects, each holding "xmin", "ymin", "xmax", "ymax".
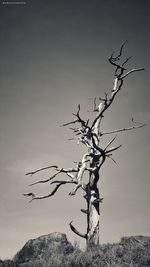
[{"xmin": 0, "ymin": 0, "xmax": 150, "ymax": 260}]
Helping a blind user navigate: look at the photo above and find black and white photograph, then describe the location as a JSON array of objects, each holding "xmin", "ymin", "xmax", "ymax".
[{"xmin": 0, "ymin": 1, "xmax": 150, "ymax": 266}]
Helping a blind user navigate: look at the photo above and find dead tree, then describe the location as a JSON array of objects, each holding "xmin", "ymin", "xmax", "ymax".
[{"xmin": 24, "ymin": 42, "xmax": 145, "ymax": 248}]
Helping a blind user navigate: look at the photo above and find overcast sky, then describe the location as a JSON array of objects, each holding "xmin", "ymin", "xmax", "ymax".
[{"xmin": 0, "ymin": 0, "xmax": 150, "ymax": 260}]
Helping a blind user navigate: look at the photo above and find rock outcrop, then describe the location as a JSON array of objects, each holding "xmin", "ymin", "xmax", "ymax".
[
  {"xmin": 13, "ymin": 232, "xmax": 74, "ymax": 266},
  {"xmin": 1, "ymin": 234, "xmax": 150, "ymax": 267}
]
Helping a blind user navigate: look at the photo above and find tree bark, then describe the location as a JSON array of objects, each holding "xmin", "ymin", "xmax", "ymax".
[
  {"xmin": 86, "ymin": 157, "xmax": 100, "ymax": 248},
  {"xmin": 86, "ymin": 183, "xmax": 100, "ymax": 248}
]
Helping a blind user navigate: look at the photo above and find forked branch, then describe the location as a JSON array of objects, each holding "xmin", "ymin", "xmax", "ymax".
[
  {"xmin": 24, "ymin": 179, "xmax": 78, "ymax": 202},
  {"xmin": 24, "ymin": 183, "xmax": 63, "ymax": 202},
  {"xmin": 91, "ymin": 41, "xmax": 144, "ymax": 132}
]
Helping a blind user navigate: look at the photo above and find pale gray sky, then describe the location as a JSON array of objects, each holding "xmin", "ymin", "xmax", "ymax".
[{"xmin": 0, "ymin": 0, "xmax": 150, "ymax": 260}]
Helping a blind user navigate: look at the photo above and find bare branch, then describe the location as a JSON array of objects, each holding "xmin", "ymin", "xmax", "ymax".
[
  {"xmin": 58, "ymin": 167, "xmax": 79, "ymax": 173},
  {"xmin": 28, "ymin": 166, "xmax": 79, "ymax": 186},
  {"xmin": 88, "ymin": 97, "xmax": 100, "ymax": 112},
  {"xmin": 72, "ymin": 104, "xmax": 89, "ymax": 129},
  {"xmin": 26, "ymin": 165, "xmax": 57, "ymax": 176},
  {"xmin": 117, "ymin": 40, "xmax": 128, "ymax": 59},
  {"xmin": 91, "ymin": 43, "xmax": 144, "ymax": 133},
  {"xmin": 106, "ymin": 154, "xmax": 117, "ymax": 165},
  {"xmin": 104, "ymin": 136, "xmax": 117, "ymax": 151},
  {"xmin": 62, "ymin": 105, "xmax": 89, "ymax": 135},
  {"xmin": 122, "ymin": 56, "xmax": 132, "ymax": 67},
  {"xmin": 23, "ymin": 193, "xmax": 35, "ymax": 203},
  {"xmin": 108, "ymin": 40, "xmax": 128, "ymax": 68},
  {"xmin": 81, "ymin": 209, "xmax": 88, "ymax": 214},
  {"xmin": 102, "ymin": 123, "xmax": 146, "ymax": 136},
  {"xmin": 93, "ymin": 198, "xmax": 103, "ymax": 203},
  {"xmin": 51, "ymin": 180, "xmax": 77, "ymax": 185},
  {"xmin": 25, "ymin": 179, "xmax": 78, "ymax": 202},
  {"xmin": 24, "ymin": 183, "xmax": 64, "ymax": 202},
  {"xmin": 122, "ymin": 68, "xmax": 145, "ymax": 79},
  {"xmin": 57, "ymin": 167, "xmax": 79, "ymax": 181},
  {"xmin": 69, "ymin": 127, "xmax": 79, "ymax": 132},
  {"xmin": 106, "ymin": 145, "xmax": 122, "ymax": 154},
  {"xmin": 109, "ymin": 40, "xmax": 127, "ymax": 60},
  {"xmin": 61, "ymin": 119, "xmax": 79, "ymax": 127},
  {"xmin": 69, "ymin": 221, "xmax": 87, "ymax": 239},
  {"xmin": 29, "ymin": 170, "xmax": 62, "ymax": 186},
  {"xmin": 91, "ymin": 78, "xmax": 123, "ymax": 130}
]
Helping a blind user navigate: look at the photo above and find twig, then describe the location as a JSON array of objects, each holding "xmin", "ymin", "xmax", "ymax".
[
  {"xmin": 104, "ymin": 136, "xmax": 117, "ymax": 151},
  {"xmin": 106, "ymin": 145, "xmax": 122, "ymax": 153}
]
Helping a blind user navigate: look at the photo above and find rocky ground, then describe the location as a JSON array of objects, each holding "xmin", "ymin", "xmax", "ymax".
[{"xmin": 0, "ymin": 233, "xmax": 150, "ymax": 267}]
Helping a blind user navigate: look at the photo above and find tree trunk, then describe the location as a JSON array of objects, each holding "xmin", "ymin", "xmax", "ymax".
[{"xmin": 86, "ymin": 171, "xmax": 100, "ymax": 248}]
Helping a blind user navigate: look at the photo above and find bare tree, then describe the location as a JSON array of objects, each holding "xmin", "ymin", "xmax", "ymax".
[{"xmin": 24, "ymin": 42, "xmax": 145, "ymax": 248}]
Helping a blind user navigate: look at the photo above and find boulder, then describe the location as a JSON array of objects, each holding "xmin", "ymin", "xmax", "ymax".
[{"xmin": 13, "ymin": 232, "xmax": 74, "ymax": 266}]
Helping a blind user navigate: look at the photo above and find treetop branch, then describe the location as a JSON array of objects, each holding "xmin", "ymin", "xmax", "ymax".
[
  {"xmin": 91, "ymin": 44, "xmax": 144, "ymax": 131},
  {"xmin": 121, "ymin": 68, "xmax": 145, "ymax": 79}
]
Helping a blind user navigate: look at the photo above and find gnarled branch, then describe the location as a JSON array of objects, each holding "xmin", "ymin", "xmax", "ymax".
[
  {"xmin": 24, "ymin": 183, "xmax": 63, "ymax": 202},
  {"xmin": 69, "ymin": 221, "xmax": 87, "ymax": 239}
]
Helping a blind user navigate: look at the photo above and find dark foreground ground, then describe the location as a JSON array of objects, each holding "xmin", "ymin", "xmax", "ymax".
[{"xmin": 0, "ymin": 233, "xmax": 150, "ymax": 267}]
